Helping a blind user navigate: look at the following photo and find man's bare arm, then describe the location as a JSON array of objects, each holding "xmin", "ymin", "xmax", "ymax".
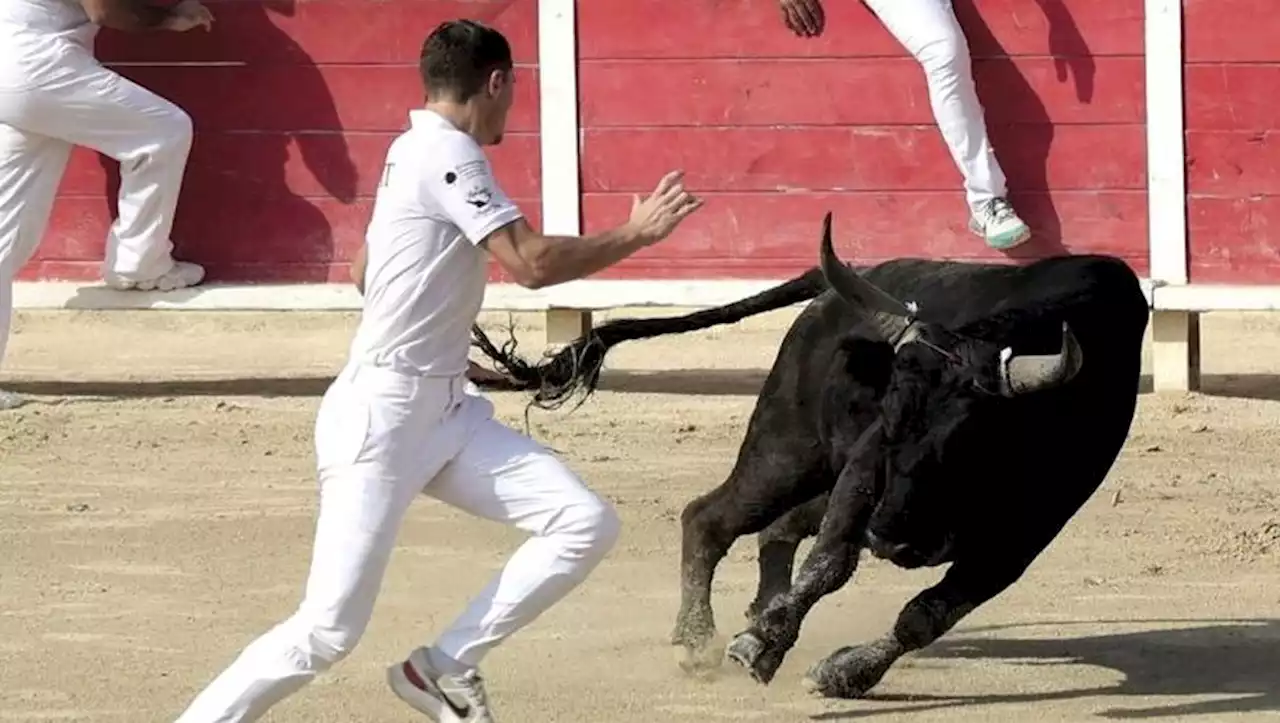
[
  {"xmin": 481, "ymin": 219, "xmax": 654, "ymax": 290},
  {"xmin": 78, "ymin": 0, "xmax": 171, "ymax": 30},
  {"xmin": 482, "ymin": 169, "xmax": 701, "ymax": 289}
]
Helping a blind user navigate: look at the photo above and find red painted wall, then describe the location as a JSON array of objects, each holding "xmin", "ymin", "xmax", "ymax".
[
  {"xmin": 1184, "ymin": 0, "xmax": 1279, "ymax": 284},
  {"xmin": 23, "ymin": 0, "xmax": 541, "ymax": 283},
  {"xmin": 25, "ymin": 0, "xmax": 1153, "ymax": 285},
  {"xmin": 576, "ymin": 0, "xmax": 1149, "ymax": 280}
]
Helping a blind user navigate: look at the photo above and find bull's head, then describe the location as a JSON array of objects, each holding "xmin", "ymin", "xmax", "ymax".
[{"xmin": 818, "ymin": 212, "xmax": 1083, "ymax": 568}]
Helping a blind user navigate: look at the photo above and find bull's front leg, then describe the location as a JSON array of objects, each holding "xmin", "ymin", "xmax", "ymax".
[
  {"xmin": 671, "ymin": 490, "xmax": 738, "ymax": 673},
  {"xmin": 672, "ymin": 439, "xmax": 829, "ymax": 675},
  {"xmin": 802, "ymin": 544, "xmax": 1044, "ymax": 698},
  {"xmin": 745, "ymin": 494, "xmax": 827, "ymax": 623},
  {"xmin": 726, "ymin": 456, "xmax": 876, "ymax": 685}
]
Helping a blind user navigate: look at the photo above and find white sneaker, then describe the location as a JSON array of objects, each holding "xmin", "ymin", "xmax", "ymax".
[
  {"xmin": 387, "ymin": 648, "xmax": 495, "ymax": 723},
  {"xmin": 969, "ymin": 197, "xmax": 1032, "ymax": 250},
  {"xmin": 0, "ymin": 389, "xmax": 24, "ymax": 410},
  {"xmin": 104, "ymin": 261, "xmax": 206, "ymax": 292}
]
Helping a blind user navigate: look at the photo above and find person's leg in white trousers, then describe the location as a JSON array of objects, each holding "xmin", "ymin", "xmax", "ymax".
[
  {"xmin": 0, "ymin": 53, "xmax": 205, "ymax": 409},
  {"xmin": 173, "ymin": 370, "xmax": 619, "ymax": 722},
  {"xmin": 0, "ymin": 123, "xmax": 71, "ymax": 410},
  {"xmin": 861, "ymin": 0, "xmax": 1032, "ymax": 250}
]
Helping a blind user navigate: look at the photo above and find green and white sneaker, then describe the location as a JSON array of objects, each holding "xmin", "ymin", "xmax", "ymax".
[
  {"xmin": 387, "ymin": 648, "xmax": 495, "ymax": 723},
  {"xmin": 970, "ymin": 197, "xmax": 1031, "ymax": 250}
]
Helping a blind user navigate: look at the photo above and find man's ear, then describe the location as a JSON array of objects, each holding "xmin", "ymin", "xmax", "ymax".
[{"xmin": 486, "ymin": 68, "xmax": 507, "ymax": 97}]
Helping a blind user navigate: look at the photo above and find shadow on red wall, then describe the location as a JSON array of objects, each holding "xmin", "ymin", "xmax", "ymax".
[
  {"xmin": 955, "ymin": 0, "xmax": 1094, "ymax": 260},
  {"xmin": 96, "ymin": 0, "xmax": 358, "ymax": 282}
]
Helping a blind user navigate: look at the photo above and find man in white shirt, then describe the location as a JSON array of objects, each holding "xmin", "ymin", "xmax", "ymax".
[
  {"xmin": 173, "ymin": 19, "xmax": 702, "ymax": 723},
  {"xmin": 777, "ymin": 0, "xmax": 1032, "ymax": 251},
  {"xmin": 0, "ymin": 0, "xmax": 211, "ymax": 410}
]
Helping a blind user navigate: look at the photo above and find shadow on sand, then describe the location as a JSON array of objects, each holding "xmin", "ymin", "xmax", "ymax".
[{"xmin": 813, "ymin": 618, "xmax": 1280, "ymax": 720}]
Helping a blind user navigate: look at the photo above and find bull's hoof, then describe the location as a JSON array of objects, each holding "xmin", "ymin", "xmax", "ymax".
[
  {"xmin": 801, "ymin": 643, "xmax": 899, "ymax": 699},
  {"xmin": 726, "ymin": 631, "xmax": 764, "ymax": 668},
  {"xmin": 726, "ymin": 630, "xmax": 785, "ymax": 685},
  {"xmin": 673, "ymin": 634, "xmax": 725, "ymax": 676}
]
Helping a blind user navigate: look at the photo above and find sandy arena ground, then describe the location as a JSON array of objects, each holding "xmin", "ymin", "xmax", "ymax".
[{"xmin": 2, "ymin": 306, "xmax": 1279, "ymax": 722}]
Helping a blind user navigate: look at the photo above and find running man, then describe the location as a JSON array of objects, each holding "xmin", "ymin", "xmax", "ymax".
[
  {"xmin": 0, "ymin": 0, "xmax": 212, "ymax": 410},
  {"xmin": 779, "ymin": 0, "xmax": 1032, "ymax": 250},
  {"xmin": 173, "ymin": 19, "xmax": 702, "ymax": 723}
]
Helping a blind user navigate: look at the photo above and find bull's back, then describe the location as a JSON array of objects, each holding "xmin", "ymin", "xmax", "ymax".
[
  {"xmin": 862, "ymin": 255, "xmax": 1147, "ymax": 334},
  {"xmin": 785, "ymin": 254, "xmax": 1147, "ymax": 368}
]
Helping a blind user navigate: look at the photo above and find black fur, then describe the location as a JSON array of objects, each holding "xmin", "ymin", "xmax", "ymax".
[{"xmin": 476, "ymin": 215, "xmax": 1149, "ymax": 698}]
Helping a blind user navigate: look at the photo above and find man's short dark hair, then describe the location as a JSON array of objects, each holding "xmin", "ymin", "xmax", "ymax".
[{"xmin": 419, "ymin": 20, "xmax": 514, "ymax": 101}]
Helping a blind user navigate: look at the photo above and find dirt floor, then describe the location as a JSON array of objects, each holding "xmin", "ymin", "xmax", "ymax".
[{"xmin": 1, "ymin": 306, "xmax": 1279, "ymax": 722}]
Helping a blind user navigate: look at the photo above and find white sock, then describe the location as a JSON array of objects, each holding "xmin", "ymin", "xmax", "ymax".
[{"xmin": 426, "ymin": 646, "xmax": 470, "ymax": 676}]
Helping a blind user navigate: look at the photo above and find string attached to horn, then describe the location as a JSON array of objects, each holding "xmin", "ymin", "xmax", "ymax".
[{"xmin": 818, "ymin": 212, "xmax": 926, "ymax": 350}]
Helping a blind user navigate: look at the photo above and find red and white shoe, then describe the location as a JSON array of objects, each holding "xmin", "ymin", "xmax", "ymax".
[{"xmin": 386, "ymin": 648, "xmax": 495, "ymax": 723}]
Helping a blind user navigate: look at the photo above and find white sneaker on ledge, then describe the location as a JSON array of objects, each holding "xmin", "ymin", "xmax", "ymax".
[
  {"xmin": 0, "ymin": 389, "xmax": 24, "ymax": 410},
  {"xmin": 104, "ymin": 261, "xmax": 206, "ymax": 292}
]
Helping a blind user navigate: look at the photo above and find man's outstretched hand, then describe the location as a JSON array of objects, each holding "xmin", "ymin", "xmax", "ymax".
[{"xmin": 779, "ymin": 0, "xmax": 825, "ymax": 36}]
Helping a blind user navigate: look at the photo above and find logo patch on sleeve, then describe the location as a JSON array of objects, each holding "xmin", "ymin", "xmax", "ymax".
[{"xmin": 465, "ymin": 186, "xmax": 493, "ymax": 209}]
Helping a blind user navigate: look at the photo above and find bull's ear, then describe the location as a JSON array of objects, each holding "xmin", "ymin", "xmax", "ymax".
[{"xmin": 838, "ymin": 336, "xmax": 894, "ymax": 395}]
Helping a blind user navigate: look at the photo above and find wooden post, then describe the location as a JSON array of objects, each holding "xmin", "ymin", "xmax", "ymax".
[
  {"xmin": 544, "ymin": 308, "xmax": 593, "ymax": 346},
  {"xmin": 1151, "ymin": 310, "xmax": 1201, "ymax": 392},
  {"xmin": 1145, "ymin": 0, "xmax": 1194, "ymax": 392},
  {"xmin": 536, "ymin": 0, "xmax": 585, "ymax": 349}
]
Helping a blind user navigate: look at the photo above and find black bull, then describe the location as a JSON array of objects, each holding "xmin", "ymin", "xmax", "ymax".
[{"xmin": 472, "ymin": 213, "xmax": 1149, "ymax": 697}]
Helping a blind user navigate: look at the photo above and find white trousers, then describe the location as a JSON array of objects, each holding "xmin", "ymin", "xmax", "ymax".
[
  {"xmin": 174, "ymin": 364, "xmax": 621, "ymax": 723},
  {"xmin": 863, "ymin": 0, "xmax": 1007, "ymax": 212},
  {"xmin": 0, "ymin": 48, "xmax": 193, "ymax": 368}
]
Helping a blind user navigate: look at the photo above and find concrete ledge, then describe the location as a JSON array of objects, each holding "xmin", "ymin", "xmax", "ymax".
[
  {"xmin": 1143, "ymin": 283, "xmax": 1280, "ymax": 393},
  {"xmin": 14, "ymin": 276, "xmax": 1162, "ymax": 346},
  {"xmin": 1150, "ymin": 284, "xmax": 1280, "ymax": 312},
  {"xmin": 13, "ymin": 278, "xmax": 1157, "ymax": 312},
  {"xmin": 11, "ymin": 279, "xmax": 792, "ymax": 313}
]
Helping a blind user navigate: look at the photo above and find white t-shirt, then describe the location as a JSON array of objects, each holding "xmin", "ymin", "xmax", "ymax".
[
  {"xmin": 0, "ymin": 0, "xmax": 99, "ymax": 89},
  {"xmin": 348, "ymin": 109, "xmax": 524, "ymax": 377}
]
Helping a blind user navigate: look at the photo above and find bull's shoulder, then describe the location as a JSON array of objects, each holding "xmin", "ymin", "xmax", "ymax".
[
  {"xmin": 1021, "ymin": 255, "xmax": 1149, "ymax": 324},
  {"xmin": 1026, "ymin": 254, "xmax": 1143, "ymax": 291}
]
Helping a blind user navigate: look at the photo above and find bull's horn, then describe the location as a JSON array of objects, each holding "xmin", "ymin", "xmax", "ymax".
[
  {"xmin": 999, "ymin": 322, "xmax": 1084, "ymax": 396},
  {"xmin": 817, "ymin": 212, "xmax": 914, "ymax": 345}
]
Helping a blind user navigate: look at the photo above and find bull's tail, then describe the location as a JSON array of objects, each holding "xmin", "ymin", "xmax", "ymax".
[{"xmin": 471, "ymin": 266, "xmax": 827, "ymax": 410}]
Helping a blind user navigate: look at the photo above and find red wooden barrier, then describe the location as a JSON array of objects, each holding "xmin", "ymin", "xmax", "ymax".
[
  {"xmin": 20, "ymin": 0, "xmax": 1154, "ymax": 285},
  {"xmin": 24, "ymin": 0, "xmax": 541, "ymax": 283},
  {"xmin": 1184, "ymin": 0, "xmax": 1280, "ymax": 284},
  {"xmin": 576, "ymin": 0, "xmax": 1149, "ymax": 280}
]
